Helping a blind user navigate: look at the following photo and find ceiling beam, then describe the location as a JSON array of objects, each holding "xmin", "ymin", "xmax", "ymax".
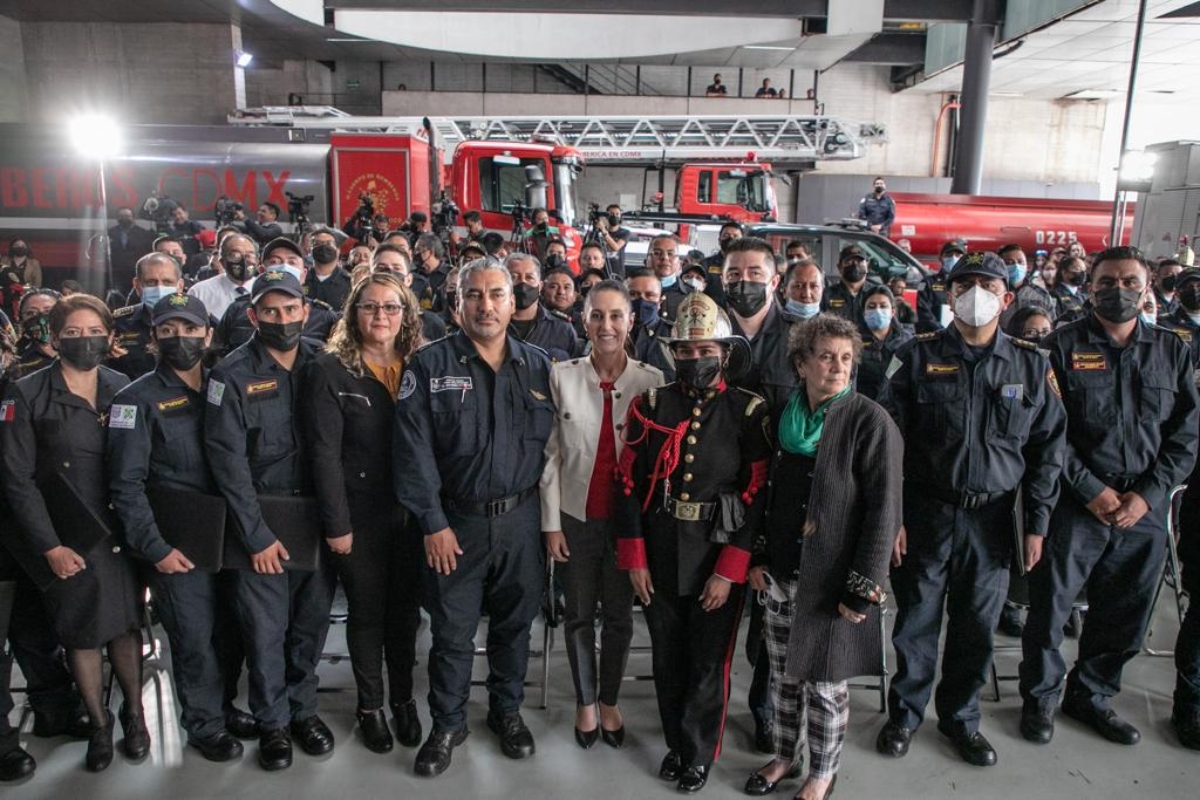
[
  {"xmin": 844, "ymin": 32, "xmax": 927, "ymax": 65},
  {"xmin": 326, "ymin": 1, "xmax": 827, "ymax": 16}
]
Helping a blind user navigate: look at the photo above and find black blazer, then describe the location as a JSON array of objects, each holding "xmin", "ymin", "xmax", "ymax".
[{"xmin": 299, "ymin": 351, "xmax": 402, "ymax": 539}]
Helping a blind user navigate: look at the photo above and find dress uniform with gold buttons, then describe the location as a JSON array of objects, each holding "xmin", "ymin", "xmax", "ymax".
[{"xmin": 615, "ymin": 292, "xmax": 771, "ymax": 792}]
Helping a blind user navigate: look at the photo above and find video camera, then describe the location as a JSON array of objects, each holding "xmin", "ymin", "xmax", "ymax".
[
  {"xmin": 214, "ymin": 196, "xmax": 244, "ymax": 228},
  {"xmin": 431, "ymin": 193, "xmax": 459, "ymax": 248},
  {"xmin": 140, "ymin": 192, "xmax": 179, "ymax": 233},
  {"xmin": 286, "ymin": 191, "xmax": 315, "ymax": 234}
]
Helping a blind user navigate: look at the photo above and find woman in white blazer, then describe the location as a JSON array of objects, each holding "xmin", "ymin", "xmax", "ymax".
[{"xmin": 541, "ymin": 279, "xmax": 664, "ymax": 749}]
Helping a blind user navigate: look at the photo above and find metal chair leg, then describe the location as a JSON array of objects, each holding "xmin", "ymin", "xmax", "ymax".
[{"xmin": 1145, "ymin": 484, "xmax": 1188, "ymax": 657}]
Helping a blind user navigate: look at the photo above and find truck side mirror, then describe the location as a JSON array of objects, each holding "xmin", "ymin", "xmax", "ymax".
[{"xmin": 524, "ymin": 165, "xmax": 548, "ymax": 212}]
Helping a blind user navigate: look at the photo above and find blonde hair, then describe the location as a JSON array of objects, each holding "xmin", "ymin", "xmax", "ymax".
[{"xmin": 326, "ymin": 272, "xmax": 423, "ymax": 376}]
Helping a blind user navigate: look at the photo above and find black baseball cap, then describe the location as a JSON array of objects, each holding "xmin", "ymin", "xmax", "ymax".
[
  {"xmin": 839, "ymin": 244, "xmax": 866, "ymax": 261},
  {"xmin": 1175, "ymin": 268, "xmax": 1200, "ymax": 291},
  {"xmin": 261, "ymin": 237, "xmax": 306, "ymax": 264},
  {"xmin": 941, "ymin": 239, "xmax": 968, "ymax": 256},
  {"xmin": 250, "ymin": 269, "xmax": 305, "ymax": 305},
  {"xmin": 947, "ymin": 251, "xmax": 1009, "ymax": 287},
  {"xmin": 151, "ymin": 292, "xmax": 209, "ymax": 327}
]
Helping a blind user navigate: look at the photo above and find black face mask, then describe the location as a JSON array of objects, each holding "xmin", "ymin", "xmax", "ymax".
[
  {"xmin": 674, "ymin": 355, "xmax": 723, "ymax": 391},
  {"xmin": 1067, "ymin": 271, "xmax": 1087, "ymax": 287},
  {"xmin": 727, "ymin": 280, "xmax": 769, "ymax": 318},
  {"xmin": 535, "ymin": 221, "xmax": 548, "ymax": 232},
  {"xmin": 158, "ymin": 335, "xmax": 207, "ymax": 371},
  {"xmin": 444, "ymin": 290, "xmax": 457, "ymax": 310},
  {"xmin": 21, "ymin": 314, "xmax": 50, "ymax": 344},
  {"xmin": 630, "ymin": 298, "xmax": 659, "ymax": 328},
  {"xmin": 1160, "ymin": 274, "xmax": 1178, "ymax": 293},
  {"xmin": 841, "ymin": 262, "xmax": 867, "ymax": 283},
  {"xmin": 607, "ymin": 214, "xmax": 621, "ymax": 227},
  {"xmin": 311, "ymin": 244, "xmax": 338, "ymax": 264},
  {"xmin": 117, "ymin": 218, "xmax": 134, "ymax": 229},
  {"xmin": 57, "ymin": 335, "xmax": 109, "ymax": 370},
  {"xmin": 719, "ymin": 237, "xmax": 738, "ymax": 254},
  {"xmin": 224, "ymin": 254, "xmax": 252, "ymax": 281},
  {"xmin": 514, "ymin": 282, "xmax": 540, "ymax": 311},
  {"xmin": 1179, "ymin": 285, "xmax": 1200, "ymax": 312},
  {"xmin": 545, "ymin": 254, "xmax": 565, "ymax": 271},
  {"xmin": 256, "ymin": 320, "xmax": 304, "ymax": 351},
  {"xmin": 874, "ymin": 186, "xmax": 885, "ymax": 195},
  {"xmin": 1092, "ymin": 286, "xmax": 1143, "ymax": 324},
  {"xmin": 9, "ymin": 246, "xmax": 28, "ymax": 258}
]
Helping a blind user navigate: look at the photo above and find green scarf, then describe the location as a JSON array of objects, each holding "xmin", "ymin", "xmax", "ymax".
[{"xmin": 778, "ymin": 386, "xmax": 852, "ymax": 457}]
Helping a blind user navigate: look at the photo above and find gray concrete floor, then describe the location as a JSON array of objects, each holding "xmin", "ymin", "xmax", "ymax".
[{"xmin": 3, "ymin": 591, "xmax": 1197, "ymax": 799}]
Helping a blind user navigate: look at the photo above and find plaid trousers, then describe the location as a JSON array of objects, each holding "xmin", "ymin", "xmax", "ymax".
[{"xmin": 763, "ymin": 578, "xmax": 850, "ymax": 778}]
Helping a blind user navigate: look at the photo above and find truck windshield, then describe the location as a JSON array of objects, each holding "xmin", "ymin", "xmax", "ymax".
[
  {"xmin": 554, "ymin": 162, "xmax": 580, "ymax": 228},
  {"xmin": 479, "ymin": 156, "xmax": 545, "ymax": 214},
  {"xmin": 699, "ymin": 169, "xmax": 772, "ymax": 213}
]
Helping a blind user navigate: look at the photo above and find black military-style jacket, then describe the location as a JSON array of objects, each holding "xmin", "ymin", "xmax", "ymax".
[
  {"xmin": 1052, "ymin": 283, "xmax": 1087, "ymax": 321},
  {"xmin": 824, "ymin": 280, "xmax": 877, "ymax": 324},
  {"xmin": 916, "ymin": 273, "xmax": 949, "ymax": 334},
  {"xmin": 304, "ymin": 266, "xmax": 352, "ymax": 313},
  {"xmin": 730, "ymin": 302, "xmax": 798, "ymax": 417},
  {"xmin": 14, "ymin": 339, "xmax": 54, "ymax": 378},
  {"xmin": 880, "ymin": 324, "xmax": 1067, "ymax": 536},
  {"xmin": 107, "ymin": 363, "xmax": 213, "ymax": 563},
  {"xmin": 393, "ymin": 331, "xmax": 555, "ymax": 535},
  {"xmin": 110, "ymin": 303, "xmax": 156, "ymax": 380},
  {"xmin": 1043, "ymin": 314, "xmax": 1199, "ymax": 511},
  {"xmin": 508, "ymin": 306, "xmax": 578, "ymax": 363},
  {"xmin": 856, "ymin": 321, "xmax": 914, "ymax": 402},
  {"xmin": 213, "ymin": 294, "xmax": 338, "ymax": 356},
  {"xmin": 1157, "ymin": 308, "xmax": 1200, "ymax": 382},
  {"xmin": 615, "ymin": 381, "xmax": 771, "ymax": 596},
  {"xmin": 631, "ymin": 317, "xmax": 676, "ymax": 382},
  {"xmin": 204, "ymin": 336, "xmax": 317, "ymax": 554}
]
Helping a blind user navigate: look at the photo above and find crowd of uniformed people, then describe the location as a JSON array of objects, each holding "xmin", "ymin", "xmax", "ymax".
[{"xmin": 0, "ymin": 210, "xmax": 1198, "ymax": 800}]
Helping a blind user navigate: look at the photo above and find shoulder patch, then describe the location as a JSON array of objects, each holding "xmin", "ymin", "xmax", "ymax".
[
  {"xmin": 399, "ymin": 369, "xmax": 417, "ymax": 400},
  {"xmin": 885, "ymin": 355, "xmax": 903, "ymax": 380},
  {"xmin": 206, "ymin": 379, "xmax": 225, "ymax": 406},
  {"xmin": 109, "ymin": 404, "xmax": 138, "ymax": 430}
]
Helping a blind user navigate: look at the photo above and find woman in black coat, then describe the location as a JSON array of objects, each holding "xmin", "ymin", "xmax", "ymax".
[
  {"xmin": 0, "ymin": 294, "xmax": 146, "ymax": 772},
  {"xmin": 300, "ymin": 272, "xmax": 425, "ymax": 754},
  {"xmin": 855, "ymin": 284, "xmax": 913, "ymax": 401}
]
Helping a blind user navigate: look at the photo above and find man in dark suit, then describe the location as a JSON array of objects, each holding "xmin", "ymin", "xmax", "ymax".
[{"xmin": 108, "ymin": 207, "xmax": 156, "ymax": 294}]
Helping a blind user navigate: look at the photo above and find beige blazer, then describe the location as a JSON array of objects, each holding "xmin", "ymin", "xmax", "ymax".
[{"xmin": 540, "ymin": 355, "xmax": 664, "ymax": 531}]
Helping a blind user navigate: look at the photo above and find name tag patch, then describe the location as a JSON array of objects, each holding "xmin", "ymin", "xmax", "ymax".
[
  {"xmin": 925, "ymin": 363, "xmax": 959, "ymax": 376},
  {"xmin": 246, "ymin": 379, "xmax": 278, "ymax": 395},
  {"xmin": 1071, "ymin": 352, "xmax": 1107, "ymax": 371},
  {"xmin": 157, "ymin": 396, "xmax": 190, "ymax": 414},
  {"xmin": 431, "ymin": 376, "xmax": 473, "ymax": 393},
  {"xmin": 109, "ymin": 404, "xmax": 138, "ymax": 430}
]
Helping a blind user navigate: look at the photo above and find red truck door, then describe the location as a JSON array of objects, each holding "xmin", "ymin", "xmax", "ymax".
[{"xmin": 329, "ymin": 133, "xmax": 430, "ymax": 234}]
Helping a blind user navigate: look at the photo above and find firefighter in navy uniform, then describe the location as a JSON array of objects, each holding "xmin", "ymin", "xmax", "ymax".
[
  {"xmin": 915, "ymin": 240, "xmax": 964, "ymax": 333},
  {"xmin": 627, "ymin": 268, "xmax": 677, "ymax": 382},
  {"xmin": 1019, "ymin": 247, "xmax": 1200, "ymax": 748},
  {"xmin": 394, "ymin": 259, "xmax": 555, "ymax": 778},
  {"xmin": 106, "ymin": 293, "xmax": 244, "ymax": 763},
  {"xmin": 204, "ymin": 270, "xmax": 337, "ymax": 771},
  {"xmin": 823, "ymin": 245, "xmax": 878, "ymax": 323},
  {"xmin": 616, "ymin": 292, "xmax": 771, "ymax": 794},
  {"xmin": 110, "ymin": 253, "xmax": 186, "ymax": 380},
  {"xmin": 876, "ymin": 252, "xmax": 1067, "ymax": 768}
]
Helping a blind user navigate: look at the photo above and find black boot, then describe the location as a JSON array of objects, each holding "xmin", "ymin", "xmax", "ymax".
[
  {"xmin": 358, "ymin": 709, "xmax": 395, "ymax": 754},
  {"xmin": 85, "ymin": 711, "xmax": 115, "ymax": 772},
  {"xmin": 119, "ymin": 703, "xmax": 150, "ymax": 760},
  {"xmin": 391, "ymin": 699, "xmax": 423, "ymax": 748}
]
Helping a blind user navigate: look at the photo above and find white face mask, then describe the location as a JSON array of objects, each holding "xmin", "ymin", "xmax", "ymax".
[{"xmin": 952, "ymin": 285, "xmax": 1002, "ymax": 327}]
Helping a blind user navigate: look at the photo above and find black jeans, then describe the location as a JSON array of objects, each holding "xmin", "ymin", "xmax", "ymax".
[{"xmin": 559, "ymin": 514, "xmax": 633, "ymax": 708}]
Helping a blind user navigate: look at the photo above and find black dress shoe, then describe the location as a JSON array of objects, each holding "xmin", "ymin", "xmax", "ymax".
[
  {"xmin": 875, "ymin": 720, "xmax": 913, "ymax": 758},
  {"xmin": 225, "ymin": 709, "xmax": 258, "ymax": 740},
  {"xmin": 85, "ymin": 711, "xmax": 115, "ymax": 773},
  {"xmin": 575, "ymin": 726, "xmax": 599, "ymax": 749},
  {"xmin": 0, "ymin": 747, "xmax": 36, "ymax": 781},
  {"xmin": 743, "ymin": 761, "xmax": 802, "ymax": 796},
  {"xmin": 119, "ymin": 704, "xmax": 151, "ymax": 760},
  {"xmin": 357, "ymin": 709, "xmax": 395, "ymax": 754},
  {"xmin": 258, "ymin": 727, "xmax": 293, "ymax": 771},
  {"xmin": 1020, "ymin": 704, "xmax": 1055, "ymax": 744},
  {"xmin": 391, "ymin": 699, "xmax": 423, "ymax": 748},
  {"xmin": 677, "ymin": 764, "xmax": 709, "ymax": 794},
  {"xmin": 997, "ymin": 605, "xmax": 1025, "ymax": 638},
  {"xmin": 937, "ymin": 723, "xmax": 997, "ymax": 767},
  {"xmin": 188, "ymin": 731, "xmax": 244, "ymax": 762},
  {"xmin": 600, "ymin": 725, "xmax": 625, "ymax": 749},
  {"xmin": 1061, "ymin": 699, "xmax": 1140, "ymax": 745},
  {"xmin": 32, "ymin": 705, "xmax": 92, "ymax": 739},
  {"xmin": 1172, "ymin": 710, "xmax": 1200, "ymax": 751},
  {"xmin": 486, "ymin": 710, "xmax": 535, "ymax": 759},
  {"xmin": 660, "ymin": 750, "xmax": 684, "ymax": 781},
  {"xmin": 754, "ymin": 720, "xmax": 775, "ymax": 754},
  {"xmin": 414, "ymin": 728, "xmax": 469, "ymax": 777},
  {"xmin": 291, "ymin": 715, "xmax": 335, "ymax": 756}
]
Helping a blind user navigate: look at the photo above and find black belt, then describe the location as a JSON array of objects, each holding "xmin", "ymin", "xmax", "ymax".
[
  {"xmin": 925, "ymin": 486, "xmax": 1011, "ymax": 510},
  {"xmin": 662, "ymin": 496, "xmax": 717, "ymax": 522},
  {"xmin": 1103, "ymin": 474, "xmax": 1140, "ymax": 493},
  {"xmin": 442, "ymin": 486, "xmax": 537, "ymax": 518}
]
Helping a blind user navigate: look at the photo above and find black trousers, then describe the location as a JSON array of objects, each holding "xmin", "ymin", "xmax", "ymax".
[
  {"xmin": 1020, "ymin": 496, "xmax": 1167, "ymax": 707},
  {"xmin": 746, "ymin": 600, "xmax": 775, "ymax": 730},
  {"xmin": 1176, "ymin": 565, "xmax": 1200, "ymax": 717},
  {"xmin": 888, "ymin": 494, "xmax": 1011, "ymax": 733},
  {"xmin": 644, "ymin": 586, "xmax": 745, "ymax": 769},
  {"xmin": 214, "ymin": 569, "xmax": 246, "ymax": 714},
  {"xmin": 147, "ymin": 569, "xmax": 227, "ymax": 739},
  {"xmin": 233, "ymin": 558, "xmax": 336, "ymax": 731},
  {"xmin": 559, "ymin": 514, "xmax": 633, "ymax": 708},
  {"xmin": 1, "ymin": 576, "xmax": 79, "ymax": 742},
  {"xmin": 331, "ymin": 512, "xmax": 423, "ymax": 711},
  {"xmin": 423, "ymin": 498, "xmax": 544, "ymax": 732}
]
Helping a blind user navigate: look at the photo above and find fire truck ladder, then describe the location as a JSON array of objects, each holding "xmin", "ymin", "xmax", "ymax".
[{"xmin": 228, "ymin": 107, "xmax": 884, "ymax": 164}]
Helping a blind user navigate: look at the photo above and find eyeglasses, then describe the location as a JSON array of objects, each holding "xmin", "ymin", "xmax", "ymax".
[{"xmin": 355, "ymin": 302, "xmax": 404, "ymax": 316}]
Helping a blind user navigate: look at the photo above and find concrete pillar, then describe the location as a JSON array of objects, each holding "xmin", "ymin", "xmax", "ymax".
[{"xmin": 950, "ymin": 0, "xmax": 999, "ymax": 195}]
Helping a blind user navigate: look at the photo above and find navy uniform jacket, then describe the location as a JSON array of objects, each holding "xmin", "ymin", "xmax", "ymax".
[
  {"xmin": 1052, "ymin": 284, "xmax": 1087, "ymax": 322},
  {"xmin": 661, "ymin": 281, "xmax": 688, "ymax": 323},
  {"xmin": 393, "ymin": 331, "xmax": 555, "ymax": 535},
  {"xmin": 204, "ymin": 336, "xmax": 317, "ymax": 554},
  {"xmin": 879, "ymin": 325, "xmax": 1067, "ymax": 536},
  {"xmin": 631, "ymin": 318, "xmax": 676, "ymax": 383},
  {"xmin": 411, "ymin": 262, "xmax": 452, "ymax": 314},
  {"xmin": 916, "ymin": 273, "xmax": 950, "ymax": 333},
  {"xmin": 1043, "ymin": 314, "xmax": 1199, "ymax": 512},
  {"xmin": 212, "ymin": 294, "xmax": 338, "ymax": 356},
  {"xmin": 856, "ymin": 192, "xmax": 896, "ymax": 234},
  {"xmin": 824, "ymin": 280, "xmax": 877, "ymax": 323},
  {"xmin": 110, "ymin": 303, "xmax": 157, "ymax": 380},
  {"xmin": 1157, "ymin": 308, "xmax": 1200, "ymax": 383},
  {"xmin": 107, "ymin": 363, "xmax": 214, "ymax": 563},
  {"xmin": 304, "ymin": 266, "xmax": 353, "ymax": 313},
  {"xmin": 615, "ymin": 382, "xmax": 771, "ymax": 596},
  {"xmin": 856, "ymin": 321, "xmax": 914, "ymax": 402},
  {"xmin": 14, "ymin": 340, "xmax": 54, "ymax": 378},
  {"xmin": 730, "ymin": 302, "xmax": 798, "ymax": 417},
  {"xmin": 508, "ymin": 306, "xmax": 578, "ymax": 363}
]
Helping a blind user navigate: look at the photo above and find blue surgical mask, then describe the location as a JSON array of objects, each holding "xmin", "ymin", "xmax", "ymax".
[
  {"xmin": 1007, "ymin": 263, "xmax": 1027, "ymax": 286},
  {"xmin": 785, "ymin": 299, "xmax": 820, "ymax": 320},
  {"xmin": 267, "ymin": 265, "xmax": 305, "ymax": 283},
  {"xmin": 659, "ymin": 272, "xmax": 678, "ymax": 289},
  {"xmin": 942, "ymin": 255, "xmax": 959, "ymax": 270},
  {"xmin": 630, "ymin": 297, "xmax": 660, "ymax": 328},
  {"xmin": 864, "ymin": 308, "xmax": 893, "ymax": 331},
  {"xmin": 141, "ymin": 285, "xmax": 173, "ymax": 308},
  {"xmin": 1139, "ymin": 312, "xmax": 1156, "ymax": 327}
]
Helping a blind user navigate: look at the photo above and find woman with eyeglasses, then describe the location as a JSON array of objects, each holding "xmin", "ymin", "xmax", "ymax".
[{"xmin": 300, "ymin": 273, "xmax": 427, "ymax": 754}]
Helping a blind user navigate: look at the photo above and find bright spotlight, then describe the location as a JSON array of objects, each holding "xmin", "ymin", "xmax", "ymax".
[
  {"xmin": 69, "ymin": 114, "xmax": 121, "ymax": 159},
  {"xmin": 236, "ymin": 50, "xmax": 254, "ymax": 68}
]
